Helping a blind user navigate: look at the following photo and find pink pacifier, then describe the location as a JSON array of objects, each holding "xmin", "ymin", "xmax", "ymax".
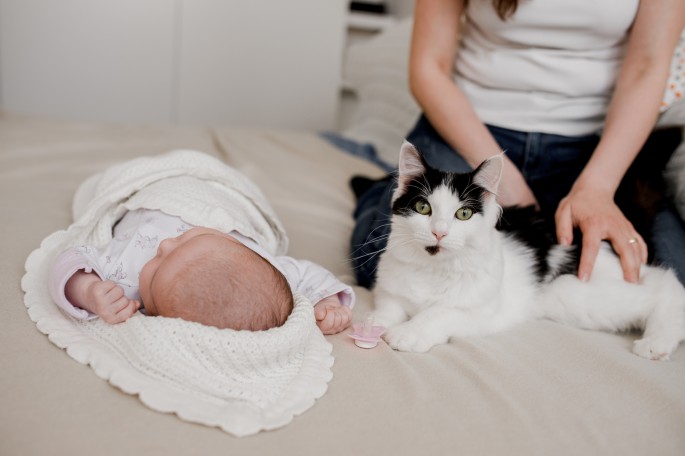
[{"xmin": 348, "ymin": 312, "xmax": 385, "ymax": 349}]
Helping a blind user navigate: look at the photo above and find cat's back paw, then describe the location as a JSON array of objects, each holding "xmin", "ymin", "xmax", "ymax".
[{"xmin": 632, "ymin": 335, "xmax": 681, "ymax": 361}]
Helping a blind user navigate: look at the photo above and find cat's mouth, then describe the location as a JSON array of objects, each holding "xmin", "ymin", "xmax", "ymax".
[{"xmin": 425, "ymin": 245, "xmax": 440, "ymax": 255}]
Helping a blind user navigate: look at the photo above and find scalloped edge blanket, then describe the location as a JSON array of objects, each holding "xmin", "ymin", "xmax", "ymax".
[{"xmin": 21, "ymin": 150, "xmax": 335, "ymax": 436}]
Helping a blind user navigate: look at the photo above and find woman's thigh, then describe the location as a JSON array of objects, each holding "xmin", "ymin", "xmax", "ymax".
[
  {"xmin": 350, "ymin": 176, "xmax": 396, "ymax": 288},
  {"xmin": 652, "ymin": 204, "xmax": 685, "ymax": 285},
  {"xmin": 406, "ymin": 115, "xmax": 472, "ymax": 173}
]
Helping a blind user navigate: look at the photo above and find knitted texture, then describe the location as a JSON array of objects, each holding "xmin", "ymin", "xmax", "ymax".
[
  {"xmin": 70, "ymin": 149, "xmax": 288, "ymax": 256},
  {"xmin": 22, "ymin": 150, "xmax": 334, "ymax": 436}
]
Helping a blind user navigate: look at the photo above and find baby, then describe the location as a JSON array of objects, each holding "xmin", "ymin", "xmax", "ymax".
[{"xmin": 49, "ymin": 158, "xmax": 354, "ymax": 335}]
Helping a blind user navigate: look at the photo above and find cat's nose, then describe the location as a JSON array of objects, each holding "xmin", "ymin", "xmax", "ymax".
[
  {"xmin": 433, "ymin": 231, "xmax": 446, "ymax": 241},
  {"xmin": 432, "ymin": 221, "xmax": 448, "ymax": 240}
]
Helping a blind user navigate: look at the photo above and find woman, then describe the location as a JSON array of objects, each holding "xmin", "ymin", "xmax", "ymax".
[{"xmin": 351, "ymin": 0, "xmax": 685, "ymax": 288}]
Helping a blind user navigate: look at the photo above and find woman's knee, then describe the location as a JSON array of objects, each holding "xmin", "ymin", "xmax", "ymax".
[{"xmin": 406, "ymin": 114, "xmax": 472, "ymax": 173}]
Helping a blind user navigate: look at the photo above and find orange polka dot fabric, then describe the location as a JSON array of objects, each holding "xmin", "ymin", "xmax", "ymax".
[{"xmin": 662, "ymin": 30, "xmax": 685, "ymax": 112}]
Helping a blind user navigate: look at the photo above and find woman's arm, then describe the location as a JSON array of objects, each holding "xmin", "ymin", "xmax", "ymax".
[
  {"xmin": 410, "ymin": 0, "xmax": 537, "ymax": 207},
  {"xmin": 556, "ymin": 0, "xmax": 685, "ymax": 283}
]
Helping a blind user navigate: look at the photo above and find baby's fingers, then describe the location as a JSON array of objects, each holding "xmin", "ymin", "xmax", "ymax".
[
  {"xmin": 104, "ymin": 282, "xmax": 125, "ymax": 301},
  {"xmin": 314, "ymin": 303, "xmax": 328, "ymax": 321},
  {"xmin": 317, "ymin": 310, "xmax": 339, "ymax": 335},
  {"xmin": 316, "ymin": 312, "xmax": 333, "ymax": 334},
  {"xmin": 339, "ymin": 306, "xmax": 352, "ymax": 328},
  {"xmin": 320, "ymin": 307, "xmax": 352, "ymax": 335},
  {"xmin": 118, "ymin": 299, "xmax": 140, "ymax": 320},
  {"xmin": 102, "ymin": 298, "xmax": 139, "ymax": 324}
]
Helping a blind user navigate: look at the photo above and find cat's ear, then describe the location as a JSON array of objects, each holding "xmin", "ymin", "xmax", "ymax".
[
  {"xmin": 396, "ymin": 141, "xmax": 426, "ymax": 196},
  {"xmin": 473, "ymin": 153, "xmax": 504, "ymax": 196}
]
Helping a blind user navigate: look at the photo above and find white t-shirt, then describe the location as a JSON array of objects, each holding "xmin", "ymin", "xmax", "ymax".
[{"xmin": 455, "ymin": 0, "xmax": 640, "ymax": 136}]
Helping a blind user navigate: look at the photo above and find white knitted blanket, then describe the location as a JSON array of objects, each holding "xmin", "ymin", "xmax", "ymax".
[{"xmin": 22, "ymin": 150, "xmax": 334, "ymax": 436}]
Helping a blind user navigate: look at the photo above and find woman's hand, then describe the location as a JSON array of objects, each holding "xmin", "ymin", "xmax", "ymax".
[
  {"xmin": 497, "ymin": 157, "xmax": 538, "ymax": 208},
  {"xmin": 555, "ymin": 184, "xmax": 648, "ymax": 283}
]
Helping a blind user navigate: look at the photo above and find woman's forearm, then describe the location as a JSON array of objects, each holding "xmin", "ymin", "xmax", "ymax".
[
  {"xmin": 412, "ymin": 67, "xmax": 503, "ymax": 166},
  {"xmin": 409, "ymin": 0, "xmax": 500, "ymax": 167},
  {"xmin": 575, "ymin": 0, "xmax": 685, "ymax": 193},
  {"xmin": 409, "ymin": 0, "xmax": 501, "ymax": 166}
]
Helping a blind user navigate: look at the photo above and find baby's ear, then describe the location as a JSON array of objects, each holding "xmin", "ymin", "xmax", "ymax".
[
  {"xmin": 394, "ymin": 141, "xmax": 426, "ymax": 198},
  {"xmin": 473, "ymin": 153, "xmax": 503, "ymax": 196}
]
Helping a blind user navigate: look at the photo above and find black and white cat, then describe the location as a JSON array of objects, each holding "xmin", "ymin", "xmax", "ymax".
[{"xmin": 371, "ymin": 142, "xmax": 685, "ymax": 359}]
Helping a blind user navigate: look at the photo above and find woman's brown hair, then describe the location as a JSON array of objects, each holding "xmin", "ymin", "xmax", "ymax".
[
  {"xmin": 466, "ymin": 0, "xmax": 519, "ymax": 20},
  {"xmin": 494, "ymin": 0, "xmax": 519, "ymax": 19}
]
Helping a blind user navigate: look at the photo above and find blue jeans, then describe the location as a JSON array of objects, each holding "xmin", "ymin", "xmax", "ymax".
[{"xmin": 351, "ymin": 114, "xmax": 685, "ymax": 288}]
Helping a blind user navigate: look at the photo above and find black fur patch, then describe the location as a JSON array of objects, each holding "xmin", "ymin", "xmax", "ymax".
[
  {"xmin": 392, "ymin": 156, "xmax": 486, "ymax": 217},
  {"xmin": 425, "ymin": 245, "xmax": 440, "ymax": 255},
  {"xmin": 497, "ymin": 206, "xmax": 579, "ymax": 281}
]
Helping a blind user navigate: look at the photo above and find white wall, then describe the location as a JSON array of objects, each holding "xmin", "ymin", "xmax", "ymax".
[
  {"xmin": 0, "ymin": 0, "xmax": 177, "ymax": 124},
  {"xmin": 0, "ymin": 0, "xmax": 347, "ymax": 130},
  {"xmin": 177, "ymin": 1, "xmax": 346, "ymax": 129}
]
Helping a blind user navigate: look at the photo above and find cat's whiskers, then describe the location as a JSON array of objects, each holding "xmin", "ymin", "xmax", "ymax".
[
  {"xmin": 350, "ymin": 249, "xmax": 386, "ymax": 267},
  {"xmin": 407, "ymin": 176, "xmax": 431, "ymax": 198},
  {"xmin": 350, "ymin": 232, "xmax": 413, "ymax": 268},
  {"xmin": 458, "ymin": 184, "xmax": 480, "ymax": 206},
  {"xmin": 350, "ymin": 223, "xmax": 394, "ymax": 252},
  {"xmin": 349, "ymin": 236, "xmax": 391, "ymax": 261},
  {"xmin": 386, "ymin": 235, "xmax": 425, "ymax": 255}
]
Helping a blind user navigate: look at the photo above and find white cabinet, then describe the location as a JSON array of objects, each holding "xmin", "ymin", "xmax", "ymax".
[
  {"xmin": 177, "ymin": 1, "xmax": 346, "ymax": 129},
  {"xmin": 0, "ymin": 0, "xmax": 177, "ymax": 124},
  {"xmin": 0, "ymin": 0, "xmax": 347, "ymax": 130}
]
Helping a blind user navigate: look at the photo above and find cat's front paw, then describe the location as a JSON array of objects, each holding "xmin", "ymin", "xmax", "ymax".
[
  {"xmin": 383, "ymin": 323, "xmax": 436, "ymax": 353},
  {"xmin": 632, "ymin": 335, "xmax": 678, "ymax": 361}
]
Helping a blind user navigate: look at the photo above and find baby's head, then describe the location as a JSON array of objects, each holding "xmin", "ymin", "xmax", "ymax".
[{"xmin": 139, "ymin": 227, "xmax": 293, "ymax": 331}]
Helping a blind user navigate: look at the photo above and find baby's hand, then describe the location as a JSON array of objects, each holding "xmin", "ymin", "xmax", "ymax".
[
  {"xmin": 86, "ymin": 280, "xmax": 140, "ymax": 324},
  {"xmin": 314, "ymin": 295, "xmax": 352, "ymax": 335}
]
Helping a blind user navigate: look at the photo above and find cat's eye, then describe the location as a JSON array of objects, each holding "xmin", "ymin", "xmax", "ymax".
[
  {"xmin": 455, "ymin": 207, "xmax": 473, "ymax": 220},
  {"xmin": 415, "ymin": 200, "xmax": 431, "ymax": 215}
]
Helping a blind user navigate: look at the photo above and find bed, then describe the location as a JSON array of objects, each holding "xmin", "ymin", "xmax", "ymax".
[{"xmin": 3, "ymin": 19, "xmax": 685, "ymax": 456}]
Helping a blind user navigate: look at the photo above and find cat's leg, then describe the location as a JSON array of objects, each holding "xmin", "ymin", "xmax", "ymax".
[
  {"xmin": 383, "ymin": 311, "xmax": 495, "ymax": 352},
  {"xmin": 371, "ymin": 289, "xmax": 409, "ymax": 329},
  {"xmin": 383, "ymin": 305, "xmax": 501, "ymax": 353},
  {"xmin": 631, "ymin": 267, "xmax": 685, "ymax": 360},
  {"xmin": 540, "ymin": 248, "xmax": 685, "ymax": 360},
  {"xmin": 382, "ymin": 308, "xmax": 449, "ymax": 353}
]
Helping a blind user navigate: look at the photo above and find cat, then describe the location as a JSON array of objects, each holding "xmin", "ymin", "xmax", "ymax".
[{"xmin": 370, "ymin": 141, "xmax": 685, "ymax": 359}]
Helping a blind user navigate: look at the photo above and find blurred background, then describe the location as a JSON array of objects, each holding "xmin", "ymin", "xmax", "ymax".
[{"xmin": 0, "ymin": 0, "xmax": 414, "ymax": 131}]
